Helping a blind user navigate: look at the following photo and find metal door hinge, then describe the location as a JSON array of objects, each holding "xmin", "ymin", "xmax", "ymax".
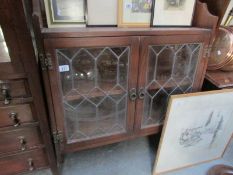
[
  {"xmin": 53, "ymin": 131, "xmax": 63, "ymax": 144},
  {"xmin": 204, "ymin": 45, "xmax": 212, "ymax": 58},
  {"xmin": 39, "ymin": 53, "xmax": 53, "ymax": 71}
]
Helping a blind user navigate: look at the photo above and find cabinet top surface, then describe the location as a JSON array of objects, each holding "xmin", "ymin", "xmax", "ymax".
[
  {"xmin": 41, "ymin": 27, "xmax": 212, "ymax": 38},
  {"xmin": 206, "ymin": 70, "xmax": 233, "ymax": 88}
]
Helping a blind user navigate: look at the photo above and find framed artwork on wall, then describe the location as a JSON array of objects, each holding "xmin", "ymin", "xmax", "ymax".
[
  {"xmin": 118, "ymin": 0, "xmax": 153, "ymax": 27},
  {"xmin": 44, "ymin": 0, "xmax": 86, "ymax": 28},
  {"xmin": 151, "ymin": 0, "xmax": 196, "ymax": 27},
  {"xmin": 153, "ymin": 90, "xmax": 233, "ymax": 175},
  {"xmin": 87, "ymin": 0, "xmax": 117, "ymax": 26}
]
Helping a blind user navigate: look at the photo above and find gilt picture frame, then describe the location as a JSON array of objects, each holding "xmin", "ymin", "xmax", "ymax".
[
  {"xmin": 44, "ymin": 0, "xmax": 87, "ymax": 28},
  {"xmin": 118, "ymin": 0, "xmax": 153, "ymax": 27},
  {"xmin": 151, "ymin": 0, "xmax": 196, "ymax": 27},
  {"xmin": 153, "ymin": 89, "xmax": 233, "ymax": 174}
]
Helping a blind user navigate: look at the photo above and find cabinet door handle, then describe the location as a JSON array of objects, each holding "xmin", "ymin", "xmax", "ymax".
[
  {"xmin": 138, "ymin": 88, "xmax": 145, "ymax": 100},
  {"xmin": 28, "ymin": 158, "xmax": 34, "ymax": 171},
  {"xmin": 19, "ymin": 136, "xmax": 27, "ymax": 151},
  {"xmin": 1, "ymin": 85, "xmax": 11, "ymax": 105},
  {"xmin": 129, "ymin": 88, "xmax": 137, "ymax": 101},
  {"xmin": 9, "ymin": 112, "xmax": 20, "ymax": 127}
]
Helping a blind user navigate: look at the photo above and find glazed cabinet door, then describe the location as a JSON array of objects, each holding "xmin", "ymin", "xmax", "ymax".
[
  {"xmin": 44, "ymin": 37, "xmax": 139, "ymax": 152},
  {"xmin": 135, "ymin": 34, "xmax": 209, "ymax": 134}
]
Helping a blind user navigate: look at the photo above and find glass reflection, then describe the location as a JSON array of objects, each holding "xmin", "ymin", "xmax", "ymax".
[{"xmin": 0, "ymin": 26, "xmax": 11, "ymax": 63}]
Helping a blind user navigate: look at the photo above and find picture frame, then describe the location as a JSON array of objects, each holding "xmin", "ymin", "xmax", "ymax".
[
  {"xmin": 87, "ymin": 0, "xmax": 117, "ymax": 27},
  {"xmin": 44, "ymin": 0, "xmax": 87, "ymax": 28},
  {"xmin": 118, "ymin": 0, "xmax": 153, "ymax": 27},
  {"xmin": 221, "ymin": 1, "xmax": 233, "ymax": 26},
  {"xmin": 151, "ymin": 0, "xmax": 196, "ymax": 27},
  {"xmin": 153, "ymin": 89, "xmax": 233, "ymax": 175}
]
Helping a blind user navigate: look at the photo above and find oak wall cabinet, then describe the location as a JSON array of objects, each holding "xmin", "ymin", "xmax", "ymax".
[
  {"xmin": 40, "ymin": 30, "xmax": 211, "ymax": 158},
  {"xmin": 32, "ymin": 0, "xmax": 219, "ymax": 165},
  {"xmin": 0, "ymin": 0, "xmax": 57, "ymax": 174}
]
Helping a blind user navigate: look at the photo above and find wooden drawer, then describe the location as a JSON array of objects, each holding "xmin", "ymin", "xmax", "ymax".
[
  {"xmin": 0, "ymin": 79, "xmax": 30, "ymax": 102},
  {"xmin": 0, "ymin": 126, "xmax": 43, "ymax": 155},
  {"xmin": 0, "ymin": 149, "xmax": 48, "ymax": 175},
  {"xmin": 0, "ymin": 104, "xmax": 34, "ymax": 128}
]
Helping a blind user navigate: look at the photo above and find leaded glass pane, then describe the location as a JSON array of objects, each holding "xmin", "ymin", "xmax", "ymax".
[
  {"xmin": 142, "ymin": 43, "xmax": 201, "ymax": 128},
  {"xmin": 57, "ymin": 47, "xmax": 129, "ymax": 143}
]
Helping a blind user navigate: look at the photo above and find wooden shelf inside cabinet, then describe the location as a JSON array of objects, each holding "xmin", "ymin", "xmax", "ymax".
[
  {"xmin": 64, "ymin": 90, "xmax": 125, "ymax": 102},
  {"xmin": 147, "ymin": 78, "xmax": 191, "ymax": 90},
  {"xmin": 62, "ymin": 80, "xmax": 127, "ymax": 102}
]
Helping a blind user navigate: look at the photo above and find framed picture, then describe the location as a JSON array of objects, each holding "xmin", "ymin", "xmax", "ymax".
[
  {"xmin": 87, "ymin": 0, "xmax": 117, "ymax": 26},
  {"xmin": 151, "ymin": 0, "xmax": 196, "ymax": 27},
  {"xmin": 44, "ymin": 0, "xmax": 86, "ymax": 28},
  {"xmin": 118, "ymin": 0, "xmax": 153, "ymax": 27},
  {"xmin": 221, "ymin": 1, "xmax": 233, "ymax": 26},
  {"xmin": 153, "ymin": 90, "xmax": 233, "ymax": 174}
]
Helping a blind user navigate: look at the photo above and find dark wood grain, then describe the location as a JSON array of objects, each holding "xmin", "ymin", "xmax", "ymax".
[
  {"xmin": 192, "ymin": 1, "xmax": 218, "ymax": 35},
  {"xmin": 18, "ymin": 0, "xmax": 59, "ymax": 174},
  {"xmin": 0, "ymin": 103, "xmax": 34, "ymax": 128},
  {"xmin": 0, "ymin": 126, "xmax": 43, "ymax": 155},
  {"xmin": 0, "ymin": 79, "xmax": 30, "ymax": 101},
  {"xmin": 0, "ymin": 4, "xmax": 24, "ymax": 74},
  {"xmin": 41, "ymin": 27, "xmax": 211, "ymax": 38},
  {"xmin": 32, "ymin": 9, "xmax": 62, "ymax": 166},
  {"xmin": 0, "ymin": 149, "xmax": 49, "ymax": 175},
  {"xmin": 201, "ymin": 0, "xmax": 230, "ymax": 26},
  {"xmin": 0, "ymin": 0, "xmax": 58, "ymax": 174},
  {"xmin": 205, "ymin": 70, "xmax": 233, "ymax": 89}
]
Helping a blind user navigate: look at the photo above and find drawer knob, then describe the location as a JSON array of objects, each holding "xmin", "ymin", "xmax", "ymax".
[
  {"xmin": 18, "ymin": 136, "xmax": 27, "ymax": 151},
  {"xmin": 1, "ymin": 84, "xmax": 11, "ymax": 105},
  {"xmin": 9, "ymin": 112, "xmax": 20, "ymax": 127},
  {"xmin": 28, "ymin": 158, "xmax": 34, "ymax": 171}
]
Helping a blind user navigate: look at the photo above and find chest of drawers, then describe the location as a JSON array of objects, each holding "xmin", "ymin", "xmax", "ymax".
[{"xmin": 0, "ymin": 0, "xmax": 57, "ymax": 174}]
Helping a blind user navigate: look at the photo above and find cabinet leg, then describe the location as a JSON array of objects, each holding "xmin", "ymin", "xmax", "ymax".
[
  {"xmin": 58, "ymin": 153, "xmax": 65, "ymax": 164},
  {"xmin": 51, "ymin": 165, "xmax": 60, "ymax": 175}
]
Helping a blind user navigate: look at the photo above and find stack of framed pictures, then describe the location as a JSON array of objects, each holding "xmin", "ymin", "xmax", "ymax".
[{"xmin": 44, "ymin": 0, "xmax": 197, "ymax": 28}]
